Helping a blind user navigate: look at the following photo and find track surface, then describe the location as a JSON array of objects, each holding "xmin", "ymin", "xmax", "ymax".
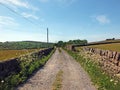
[{"xmin": 17, "ymin": 49, "xmax": 96, "ymax": 90}]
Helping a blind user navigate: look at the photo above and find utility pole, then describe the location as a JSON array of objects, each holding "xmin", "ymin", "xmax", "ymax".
[{"xmin": 47, "ymin": 28, "xmax": 49, "ymax": 43}]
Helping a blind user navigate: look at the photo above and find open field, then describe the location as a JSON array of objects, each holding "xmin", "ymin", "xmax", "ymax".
[
  {"xmin": 88, "ymin": 39, "xmax": 120, "ymax": 45},
  {"xmin": 84, "ymin": 43, "xmax": 120, "ymax": 52},
  {"xmin": 0, "ymin": 49, "xmax": 40, "ymax": 61}
]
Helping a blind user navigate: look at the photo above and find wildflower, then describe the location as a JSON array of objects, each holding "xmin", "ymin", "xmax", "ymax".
[
  {"xmin": 110, "ymin": 79, "xmax": 113, "ymax": 82},
  {"xmin": 1, "ymin": 80, "xmax": 4, "ymax": 83},
  {"xmin": 114, "ymin": 82, "xmax": 117, "ymax": 85}
]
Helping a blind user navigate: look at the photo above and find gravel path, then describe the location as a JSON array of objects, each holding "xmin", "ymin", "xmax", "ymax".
[{"xmin": 17, "ymin": 48, "xmax": 96, "ymax": 90}]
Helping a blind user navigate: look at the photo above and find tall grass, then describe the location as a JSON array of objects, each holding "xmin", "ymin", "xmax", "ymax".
[
  {"xmin": 66, "ymin": 50, "xmax": 120, "ymax": 90},
  {"xmin": 52, "ymin": 70, "xmax": 63, "ymax": 90}
]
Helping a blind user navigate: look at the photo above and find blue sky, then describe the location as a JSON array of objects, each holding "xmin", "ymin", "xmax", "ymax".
[{"xmin": 0, "ymin": 0, "xmax": 120, "ymax": 42}]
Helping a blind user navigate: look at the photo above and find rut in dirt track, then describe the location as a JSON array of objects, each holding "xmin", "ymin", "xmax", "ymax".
[{"xmin": 17, "ymin": 48, "xmax": 96, "ymax": 90}]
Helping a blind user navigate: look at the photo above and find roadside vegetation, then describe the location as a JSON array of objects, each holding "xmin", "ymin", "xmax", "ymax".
[
  {"xmin": 0, "ymin": 48, "xmax": 55, "ymax": 90},
  {"xmin": 52, "ymin": 70, "xmax": 63, "ymax": 90},
  {"xmin": 66, "ymin": 49, "xmax": 120, "ymax": 90},
  {"xmin": 58, "ymin": 48, "xmax": 62, "ymax": 53}
]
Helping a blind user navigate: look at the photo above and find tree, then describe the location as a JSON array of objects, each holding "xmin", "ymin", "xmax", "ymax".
[
  {"xmin": 67, "ymin": 39, "xmax": 87, "ymax": 45},
  {"xmin": 57, "ymin": 41, "xmax": 64, "ymax": 47}
]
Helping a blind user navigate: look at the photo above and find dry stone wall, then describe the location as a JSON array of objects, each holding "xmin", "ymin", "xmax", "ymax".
[
  {"xmin": 65, "ymin": 45, "xmax": 76, "ymax": 51},
  {"xmin": 82, "ymin": 47, "xmax": 120, "ymax": 74},
  {"xmin": 0, "ymin": 48, "xmax": 53, "ymax": 79},
  {"xmin": 0, "ymin": 59, "xmax": 20, "ymax": 79}
]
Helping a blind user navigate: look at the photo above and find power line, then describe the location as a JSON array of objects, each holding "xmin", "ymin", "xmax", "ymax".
[
  {"xmin": 47, "ymin": 28, "xmax": 49, "ymax": 43},
  {"xmin": 0, "ymin": 2, "xmax": 38, "ymax": 26}
]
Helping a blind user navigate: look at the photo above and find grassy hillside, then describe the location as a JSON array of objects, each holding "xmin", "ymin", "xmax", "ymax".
[{"xmin": 0, "ymin": 41, "xmax": 54, "ymax": 50}]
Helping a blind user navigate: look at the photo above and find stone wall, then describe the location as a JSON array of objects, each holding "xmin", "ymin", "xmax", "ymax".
[
  {"xmin": 65, "ymin": 45, "xmax": 75, "ymax": 51},
  {"xmin": 0, "ymin": 59, "xmax": 20, "ymax": 79},
  {"xmin": 82, "ymin": 47, "xmax": 120, "ymax": 74},
  {"xmin": 0, "ymin": 48, "xmax": 53, "ymax": 79}
]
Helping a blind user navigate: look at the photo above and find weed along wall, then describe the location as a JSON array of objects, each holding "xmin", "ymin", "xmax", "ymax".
[
  {"xmin": 0, "ymin": 48, "xmax": 54, "ymax": 89},
  {"xmin": 82, "ymin": 47, "xmax": 120, "ymax": 74}
]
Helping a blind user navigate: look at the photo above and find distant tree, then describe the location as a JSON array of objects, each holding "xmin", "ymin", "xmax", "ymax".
[
  {"xmin": 68, "ymin": 40, "xmax": 73, "ymax": 44},
  {"xmin": 113, "ymin": 38, "xmax": 115, "ymax": 40},
  {"xmin": 106, "ymin": 38, "xmax": 115, "ymax": 41},
  {"xmin": 67, "ymin": 39, "xmax": 87, "ymax": 45},
  {"xmin": 56, "ymin": 39, "xmax": 88, "ymax": 48},
  {"xmin": 57, "ymin": 41, "xmax": 65, "ymax": 47}
]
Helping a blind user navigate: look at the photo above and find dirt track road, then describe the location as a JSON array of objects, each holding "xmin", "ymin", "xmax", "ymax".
[{"xmin": 17, "ymin": 48, "xmax": 96, "ymax": 90}]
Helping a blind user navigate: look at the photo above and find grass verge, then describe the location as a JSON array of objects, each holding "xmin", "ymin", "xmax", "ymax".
[
  {"xmin": 52, "ymin": 70, "xmax": 63, "ymax": 90},
  {"xmin": 66, "ymin": 49, "xmax": 120, "ymax": 90},
  {"xmin": 0, "ymin": 48, "xmax": 55, "ymax": 90},
  {"xmin": 58, "ymin": 48, "xmax": 62, "ymax": 53}
]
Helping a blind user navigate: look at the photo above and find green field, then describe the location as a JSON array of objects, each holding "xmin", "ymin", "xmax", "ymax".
[
  {"xmin": 88, "ymin": 39, "xmax": 120, "ymax": 45},
  {"xmin": 85, "ymin": 43, "xmax": 120, "ymax": 52},
  {"xmin": 0, "ymin": 49, "xmax": 41, "ymax": 61}
]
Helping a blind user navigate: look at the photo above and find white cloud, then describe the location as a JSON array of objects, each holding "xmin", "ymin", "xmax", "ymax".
[
  {"xmin": 8, "ymin": 0, "xmax": 29, "ymax": 8},
  {"xmin": 95, "ymin": 15, "xmax": 110, "ymax": 24},
  {"xmin": 0, "ymin": 16, "xmax": 18, "ymax": 28},
  {"xmin": 0, "ymin": 0, "xmax": 28, "ymax": 8},
  {"xmin": 21, "ymin": 12, "xmax": 39, "ymax": 20},
  {"xmin": 0, "ymin": 0, "xmax": 39, "ymax": 11}
]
